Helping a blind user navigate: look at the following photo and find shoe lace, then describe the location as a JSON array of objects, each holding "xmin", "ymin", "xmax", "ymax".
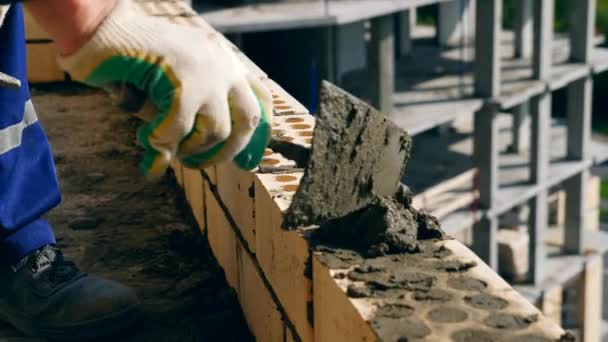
[{"xmin": 32, "ymin": 245, "xmax": 80, "ymax": 284}]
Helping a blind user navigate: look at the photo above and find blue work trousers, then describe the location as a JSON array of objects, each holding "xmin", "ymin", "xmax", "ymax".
[{"xmin": 0, "ymin": 4, "xmax": 60, "ymax": 265}]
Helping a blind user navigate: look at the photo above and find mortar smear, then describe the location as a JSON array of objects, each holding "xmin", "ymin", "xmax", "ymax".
[{"xmin": 283, "ymin": 81, "xmax": 413, "ymax": 229}]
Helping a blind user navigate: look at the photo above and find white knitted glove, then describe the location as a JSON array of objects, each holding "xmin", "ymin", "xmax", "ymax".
[{"xmin": 59, "ymin": 0, "xmax": 272, "ymax": 177}]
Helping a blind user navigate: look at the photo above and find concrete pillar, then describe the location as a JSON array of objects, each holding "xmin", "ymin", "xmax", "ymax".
[
  {"xmin": 528, "ymin": 191, "xmax": 547, "ymax": 285},
  {"xmin": 513, "ymin": 0, "xmax": 533, "ymax": 59},
  {"xmin": 564, "ymin": 75, "xmax": 593, "ymax": 254},
  {"xmin": 438, "ymin": 0, "xmax": 476, "ymax": 47},
  {"xmin": 564, "ymin": 171, "xmax": 588, "ymax": 254},
  {"xmin": 474, "ymin": 103, "xmax": 500, "ymax": 208},
  {"xmin": 473, "ymin": 103, "xmax": 500, "ymax": 269},
  {"xmin": 474, "ymin": 0, "xmax": 502, "ymax": 97},
  {"xmin": 473, "ymin": 215, "xmax": 498, "ymax": 270},
  {"xmin": 527, "ymin": 92, "xmax": 551, "ymax": 285},
  {"xmin": 368, "ymin": 15, "xmax": 395, "ymax": 115},
  {"xmin": 532, "ymin": 0, "xmax": 554, "ymax": 80},
  {"xmin": 530, "ymin": 95, "xmax": 551, "ymax": 185},
  {"xmin": 569, "ymin": 0, "xmax": 596, "ymax": 62},
  {"xmin": 511, "ymin": 101, "xmax": 531, "ymax": 153},
  {"xmin": 395, "ymin": 8, "xmax": 416, "ymax": 57},
  {"xmin": 526, "ymin": 0, "xmax": 554, "ymax": 283}
]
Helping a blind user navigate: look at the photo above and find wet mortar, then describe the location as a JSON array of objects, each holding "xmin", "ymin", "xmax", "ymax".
[
  {"xmin": 447, "ymin": 277, "xmax": 488, "ymax": 292},
  {"xmin": 464, "ymin": 293, "xmax": 510, "ymax": 311},
  {"xmin": 427, "ymin": 307, "xmax": 468, "ymax": 323},
  {"xmin": 484, "ymin": 313, "xmax": 539, "ymax": 330},
  {"xmin": 0, "ymin": 86, "xmax": 253, "ymax": 342},
  {"xmin": 286, "ymin": 83, "xmax": 558, "ymax": 341}
]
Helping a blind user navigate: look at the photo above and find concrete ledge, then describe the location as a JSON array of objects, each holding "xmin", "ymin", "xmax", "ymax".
[{"xmin": 313, "ymin": 240, "xmax": 566, "ymax": 341}]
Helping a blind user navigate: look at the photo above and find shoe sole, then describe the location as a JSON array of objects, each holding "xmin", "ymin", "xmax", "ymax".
[{"xmin": 0, "ymin": 303, "xmax": 141, "ymax": 340}]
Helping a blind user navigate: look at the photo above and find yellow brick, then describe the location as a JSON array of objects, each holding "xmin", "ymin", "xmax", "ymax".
[
  {"xmin": 205, "ymin": 185, "xmax": 239, "ymax": 290},
  {"xmin": 183, "ymin": 167, "xmax": 205, "ymax": 232},
  {"xmin": 239, "ymin": 245, "xmax": 284, "ymax": 342},
  {"xmin": 216, "ymin": 162, "xmax": 256, "ymax": 253},
  {"xmin": 263, "ymin": 78, "xmax": 310, "ymax": 116},
  {"xmin": 577, "ymin": 255, "xmax": 603, "ymax": 342},
  {"xmin": 24, "ymin": 8, "xmax": 50, "ymax": 40},
  {"xmin": 204, "ymin": 165, "xmax": 218, "ymax": 185},
  {"xmin": 170, "ymin": 159, "xmax": 184, "ymax": 188},
  {"xmin": 26, "ymin": 43, "xmax": 65, "ymax": 83},
  {"xmin": 255, "ymin": 172, "xmax": 314, "ymax": 342},
  {"xmin": 312, "ymin": 255, "xmax": 377, "ymax": 342},
  {"xmin": 271, "ymin": 114, "xmax": 316, "ymax": 149}
]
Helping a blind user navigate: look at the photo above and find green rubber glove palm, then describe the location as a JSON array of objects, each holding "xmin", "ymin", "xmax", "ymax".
[{"xmin": 58, "ymin": 0, "xmax": 273, "ymax": 177}]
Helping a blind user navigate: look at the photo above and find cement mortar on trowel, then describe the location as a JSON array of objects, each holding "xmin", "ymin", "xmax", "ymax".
[{"xmin": 283, "ymin": 83, "xmax": 572, "ymax": 342}]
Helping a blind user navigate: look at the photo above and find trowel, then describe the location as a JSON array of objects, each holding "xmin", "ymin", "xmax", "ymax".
[{"xmin": 282, "ymin": 81, "xmax": 412, "ymax": 229}]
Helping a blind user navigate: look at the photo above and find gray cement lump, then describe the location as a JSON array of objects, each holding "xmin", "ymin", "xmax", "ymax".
[
  {"xmin": 283, "ymin": 81, "xmax": 413, "ymax": 229},
  {"xmin": 283, "ymin": 82, "xmax": 446, "ymax": 256}
]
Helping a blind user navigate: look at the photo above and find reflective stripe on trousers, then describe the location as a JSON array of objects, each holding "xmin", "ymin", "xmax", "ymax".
[{"xmin": 0, "ymin": 99, "xmax": 37, "ymax": 155}]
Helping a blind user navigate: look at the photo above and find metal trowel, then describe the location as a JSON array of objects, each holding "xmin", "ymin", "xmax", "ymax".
[{"xmin": 282, "ymin": 81, "xmax": 412, "ymax": 229}]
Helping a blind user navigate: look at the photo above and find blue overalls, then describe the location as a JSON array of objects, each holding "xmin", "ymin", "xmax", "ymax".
[{"xmin": 0, "ymin": 4, "xmax": 60, "ymax": 265}]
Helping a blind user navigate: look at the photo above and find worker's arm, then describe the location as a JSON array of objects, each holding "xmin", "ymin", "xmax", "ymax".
[{"xmin": 24, "ymin": 0, "xmax": 273, "ymax": 177}]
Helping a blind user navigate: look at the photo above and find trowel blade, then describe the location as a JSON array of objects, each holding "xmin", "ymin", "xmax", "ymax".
[{"xmin": 282, "ymin": 82, "xmax": 412, "ymax": 229}]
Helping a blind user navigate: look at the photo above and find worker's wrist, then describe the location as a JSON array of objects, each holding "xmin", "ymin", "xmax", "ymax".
[{"xmin": 24, "ymin": 0, "xmax": 118, "ymax": 56}]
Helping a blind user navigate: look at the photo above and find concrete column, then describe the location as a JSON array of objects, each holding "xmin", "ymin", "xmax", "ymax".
[
  {"xmin": 511, "ymin": 101, "xmax": 531, "ymax": 153},
  {"xmin": 513, "ymin": 0, "xmax": 533, "ymax": 59},
  {"xmin": 438, "ymin": 0, "xmax": 476, "ymax": 47},
  {"xmin": 564, "ymin": 76, "xmax": 593, "ymax": 254},
  {"xmin": 564, "ymin": 171, "xmax": 588, "ymax": 254},
  {"xmin": 530, "ymin": 95, "xmax": 551, "ymax": 185},
  {"xmin": 474, "ymin": 103, "xmax": 500, "ymax": 208},
  {"xmin": 527, "ymin": 92, "xmax": 551, "ymax": 285},
  {"xmin": 569, "ymin": 0, "xmax": 596, "ymax": 62},
  {"xmin": 474, "ymin": 0, "xmax": 502, "ymax": 97},
  {"xmin": 473, "ymin": 215, "xmax": 498, "ymax": 270},
  {"xmin": 472, "ymin": 102, "xmax": 499, "ymax": 269},
  {"xmin": 568, "ymin": 76, "xmax": 592, "ymax": 161},
  {"xmin": 528, "ymin": 191, "xmax": 547, "ymax": 285},
  {"xmin": 395, "ymin": 8, "xmax": 416, "ymax": 57},
  {"xmin": 526, "ymin": 0, "xmax": 554, "ymax": 283},
  {"xmin": 368, "ymin": 15, "xmax": 395, "ymax": 115},
  {"xmin": 532, "ymin": 0, "xmax": 554, "ymax": 80}
]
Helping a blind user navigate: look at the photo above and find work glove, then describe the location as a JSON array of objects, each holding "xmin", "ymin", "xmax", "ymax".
[{"xmin": 58, "ymin": 0, "xmax": 273, "ymax": 177}]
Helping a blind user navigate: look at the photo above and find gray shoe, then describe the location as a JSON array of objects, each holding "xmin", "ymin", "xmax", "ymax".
[{"xmin": 0, "ymin": 245, "xmax": 140, "ymax": 340}]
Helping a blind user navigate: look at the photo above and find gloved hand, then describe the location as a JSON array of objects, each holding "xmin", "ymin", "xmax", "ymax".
[{"xmin": 58, "ymin": 0, "xmax": 273, "ymax": 177}]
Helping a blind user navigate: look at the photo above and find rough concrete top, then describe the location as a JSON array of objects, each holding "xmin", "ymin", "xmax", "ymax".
[
  {"xmin": 314, "ymin": 239, "xmax": 571, "ymax": 342},
  {"xmin": 201, "ymin": 0, "xmax": 451, "ymax": 34}
]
